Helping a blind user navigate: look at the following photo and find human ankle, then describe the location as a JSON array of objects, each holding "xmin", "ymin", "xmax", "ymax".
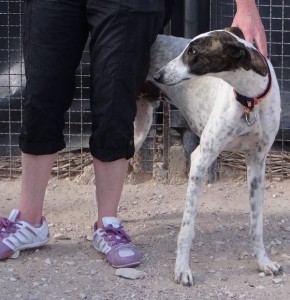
[{"xmin": 17, "ymin": 211, "xmax": 42, "ymax": 226}]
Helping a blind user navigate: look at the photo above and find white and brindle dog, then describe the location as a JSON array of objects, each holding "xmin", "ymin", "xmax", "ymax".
[{"xmin": 134, "ymin": 27, "xmax": 282, "ymax": 286}]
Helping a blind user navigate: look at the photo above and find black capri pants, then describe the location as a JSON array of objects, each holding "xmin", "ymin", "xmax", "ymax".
[{"xmin": 20, "ymin": 0, "xmax": 164, "ymax": 161}]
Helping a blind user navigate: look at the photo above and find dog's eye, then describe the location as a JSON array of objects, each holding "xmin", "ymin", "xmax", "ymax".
[
  {"xmin": 239, "ymin": 49, "xmax": 246, "ymax": 57},
  {"xmin": 187, "ymin": 48, "xmax": 195, "ymax": 56}
]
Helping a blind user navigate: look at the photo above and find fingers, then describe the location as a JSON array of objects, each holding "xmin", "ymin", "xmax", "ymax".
[
  {"xmin": 231, "ymin": 19, "xmax": 268, "ymax": 58},
  {"xmin": 243, "ymin": 29, "xmax": 267, "ymax": 58},
  {"xmin": 254, "ymin": 31, "xmax": 268, "ymax": 58}
]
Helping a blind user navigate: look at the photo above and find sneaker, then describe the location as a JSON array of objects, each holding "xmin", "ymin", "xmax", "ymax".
[
  {"xmin": 0, "ymin": 209, "xmax": 50, "ymax": 260},
  {"xmin": 93, "ymin": 217, "xmax": 141, "ymax": 268}
]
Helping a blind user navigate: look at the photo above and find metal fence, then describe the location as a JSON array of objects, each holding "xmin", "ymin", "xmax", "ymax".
[
  {"xmin": 0, "ymin": 0, "xmax": 92, "ymax": 179},
  {"xmin": 0, "ymin": 0, "xmax": 169, "ymax": 180},
  {"xmin": 1, "ymin": 1, "xmax": 290, "ymax": 180}
]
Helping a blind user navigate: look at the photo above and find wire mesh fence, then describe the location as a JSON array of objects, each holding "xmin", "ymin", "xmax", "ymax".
[
  {"xmin": 0, "ymin": 1, "xmax": 290, "ymax": 181},
  {"xmin": 0, "ymin": 0, "xmax": 92, "ymax": 178},
  {"xmin": 0, "ymin": 0, "xmax": 169, "ymax": 180}
]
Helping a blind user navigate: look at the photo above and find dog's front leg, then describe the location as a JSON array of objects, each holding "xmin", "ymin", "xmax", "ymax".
[
  {"xmin": 175, "ymin": 145, "xmax": 211, "ymax": 286},
  {"xmin": 245, "ymin": 151, "xmax": 282, "ymax": 275}
]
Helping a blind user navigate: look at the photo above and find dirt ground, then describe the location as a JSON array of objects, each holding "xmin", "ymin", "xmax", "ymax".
[{"xmin": 1, "ymin": 174, "xmax": 290, "ymax": 300}]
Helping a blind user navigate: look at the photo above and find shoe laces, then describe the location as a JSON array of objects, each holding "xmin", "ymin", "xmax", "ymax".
[
  {"xmin": 0, "ymin": 218, "xmax": 19, "ymax": 237},
  {"xmin": 102, "ymin": 225, "xmax": 132, "ymax": 246}
]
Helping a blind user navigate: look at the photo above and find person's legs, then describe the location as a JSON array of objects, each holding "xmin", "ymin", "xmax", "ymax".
[
  {"xmin": 93, "ymin": 158, "xmax": 128, "ymax": 229},
  {"xmin": 87, "ymin": 1, "xmax": 164, "ymax": 267},
  {"xmin": 0, "ymin": 0, "xmax": 88, "ymax": 259},
  {"xmin": 18, "ymin": 153, "xmax": 56, "ymax": 224},
  {"xmin": 0, "ymin": 153, "xmax": 54, "ymax": 260},
  {"xmin": 18, "ymin": 0, "xmax": 88, "ymax": 221}
]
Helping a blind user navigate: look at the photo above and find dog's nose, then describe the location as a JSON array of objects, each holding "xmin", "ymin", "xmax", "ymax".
[{"xmin": 153, "ymin": 71, "xmax": 162, "ymax": 83}]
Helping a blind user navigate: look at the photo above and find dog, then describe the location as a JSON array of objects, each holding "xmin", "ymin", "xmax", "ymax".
[{"xmin": 134, "ymin": 27, "xmax": 282, "ymax": 286}]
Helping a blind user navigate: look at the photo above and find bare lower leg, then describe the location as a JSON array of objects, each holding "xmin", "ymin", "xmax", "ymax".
[
  {"xmin": 18, "ymin": 153, "xmax": 56, "ymax": 224},
  {"xmin": 93, "ymin": 158, "xmax": 128, "ymax": 228}
]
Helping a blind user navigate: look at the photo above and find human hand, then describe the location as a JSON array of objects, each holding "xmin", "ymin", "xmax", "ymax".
[{"xmin": 232, "ymin": 0, "xmax": 267, "ymax": 57}]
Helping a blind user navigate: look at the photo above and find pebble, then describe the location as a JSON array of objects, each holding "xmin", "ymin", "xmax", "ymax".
[
  {"xmin": 280, "ymin": 225, "xmax": 290, "ymax": 232},
  {"xmin": 64, "ymin": 290, "xmax": 72, "ymax": 294},
  {"xmin": 9, "ymin": 277, "xmax": 17, "ymax": 282},
  {"xmin": 272, "ymin": 278, "xmax": 283, "ymax": 284},
  {"xmin": 86, "ymin": 233, "xmax": 94, "ymax": 241},
  {"xmin": 238, "ymin": 251, "xmax": 249, "ymax": 260},
  {"xmin": 32, "ymin": 281, "xmax": 39, "ymax": 287},
  {"xmin": 259, "ymin": 272, "xmax": 266, "ymax": 278},
  {"xmin": 10, "ymin": 251, "xmax": 20, "ymax": 259},
  {"xmin": 115, "ymin": 268, "xmax": 147, "ymax": 280},
  {"xmin": 53, "ymin": 233, "xmax": 71, "ymax": 240},
  {"xmin": 225, "ymin": 291, "xmax": 236, "ymax": 298},
  {"xmin": 256, "ymin": 285, "xmax": 265, "ymax": 289},
  {"xmin": 215, "ymin": 256, "xmax": 227, "ymax": 262},
  {"xmin": 44, "ymin": 258, "xmax": 52, "ymax": 265},
  {"xmin": 64, "ymin": 261, "xmax": 76, "ymax": 266},
  {"xmin": 216, "ymin": 271, "xmax": 228, "ymax": 281}
]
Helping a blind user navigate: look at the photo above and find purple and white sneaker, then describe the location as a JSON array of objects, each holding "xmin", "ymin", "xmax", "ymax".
[
  {"xmin": 0, "ymin": 209, "xmax": 50, "ymax": 260},
  {"xmin": 93, "ymin": 217, "xmax": 141, "ymax": 268}
]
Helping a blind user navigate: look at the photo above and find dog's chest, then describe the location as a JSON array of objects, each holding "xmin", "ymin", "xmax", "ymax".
[{"xmin": 162, "ymin": 77, "xmax": 233, "ymax": 136}]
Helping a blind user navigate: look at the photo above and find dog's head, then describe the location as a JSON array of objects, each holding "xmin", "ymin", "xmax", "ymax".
[{"xmin": 154, "ymin": 27, "xmax": 268, "ymax": 85}]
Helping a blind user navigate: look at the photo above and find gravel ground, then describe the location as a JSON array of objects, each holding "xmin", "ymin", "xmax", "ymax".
[{"xmin": 1, "ymin": 176, "xmax": 290, "ymax": 300}]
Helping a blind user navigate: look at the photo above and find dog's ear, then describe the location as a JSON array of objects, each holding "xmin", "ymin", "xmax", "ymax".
[
  {"xmin": 224, "ymin": 44, "xmax": 252, "ymax": 71},
  {"xmin": 224, "ymin": 27, "xmax": 245, "ymax": 39}
]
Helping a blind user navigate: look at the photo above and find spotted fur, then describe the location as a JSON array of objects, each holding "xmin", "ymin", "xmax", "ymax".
[{"xmin": 134, "ymin": 28, "xmax": 282, "ymax": 286}]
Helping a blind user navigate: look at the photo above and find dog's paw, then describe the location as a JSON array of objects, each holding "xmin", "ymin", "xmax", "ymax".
[
  {"xmin": 258, "ymin": 258, "xmax": 283, "ymax": 276},
  {"xmin": 174, "ymin": 267, "xmax": 194, "ymax": 286}
]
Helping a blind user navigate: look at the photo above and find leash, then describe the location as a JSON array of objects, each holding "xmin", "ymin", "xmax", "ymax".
[{"xmin": 234, "ymin": 53, "xmax": 272, "ymax": 126}]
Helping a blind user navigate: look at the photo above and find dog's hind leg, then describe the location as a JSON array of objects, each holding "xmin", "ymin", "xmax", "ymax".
[
  {"xmin": 245, "ymin": 150, "xmax": 282, "ymax": 275},
  {"xmin": 134, "ymin": 97, "xmax": 159, "ymax": 152}
]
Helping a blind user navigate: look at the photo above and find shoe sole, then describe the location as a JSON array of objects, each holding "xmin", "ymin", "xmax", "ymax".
[
  {"xmin": 15, "ymin": 236, "xmax": 50, "ymax": 251},
  {"xmin": 93, "ymin": 243, "xmax": 141, "ymax": 268},
  {"xmin": 111, "ymin": 261, "xmax": 141, "ymax": 268},
  {"xmin": 0, "ymin": 237, "xmax": 50, "ymax": 260}
]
